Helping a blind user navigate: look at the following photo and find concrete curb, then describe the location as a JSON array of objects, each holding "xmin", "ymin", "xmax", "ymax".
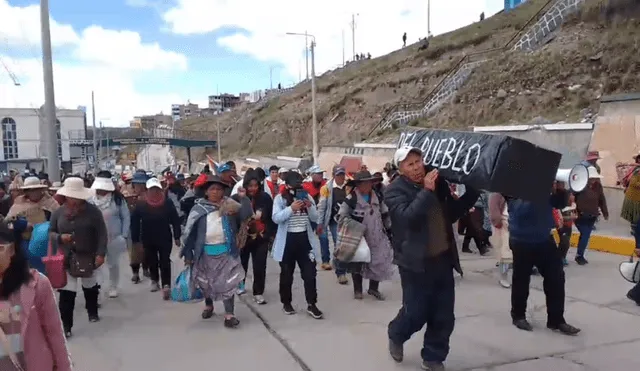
[{"xmin": 552, "ymin": 230, "xmax": 636, "ymax": 256}]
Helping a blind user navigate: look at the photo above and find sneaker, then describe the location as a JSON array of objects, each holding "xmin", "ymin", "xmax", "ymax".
[
  {"xmin": 88, "ymin": 314, "xmax": 100, "ymax": 323},
  {"xmin": 354, "ymin": 292, "xmax": 364, "ymax": 300},
  {"xmin": 150, "ymin": 281, "xmax": 160, "ymax": 292},
  {"xmin": 108, "ymin": 288, "xmax": 118, "ymax": 298},
  {"xmin": 162, "ymin": 285, "xmax": 171, "ymax": 301},
  {"xmin": 224, "ymin": 317, "xmax": 240, "ymax": 328},
  {"xmin": 201, "ymin": 307, "xmax": 214, "ymax": 319},
  {"xmin": 143, "ymin": 268, "xmax": 150, "ymax": 278},
  {"xmin": 64, "ymin": 329, "xmax": 73, "ymax": 339},
  {"xmin": 575, "ymin": 256, "xmax": 588, "ymax": 265},
  {"xmin": 547, "ymin": 323, "xmax": 581, "ymax": 336},
  {"xmin": 421, "ymin": 361, "xmax": 445, "ymax": 370},
  {"xmin": 131, "ymin": 274, "xmax": 140, "ymax": 284},
  {"xmin": 283, "ymin": 303, "xmax": 296, "ymax": 315},
  {"xmin": 307, "ymin": 304, "xmax": 323, "ymax": 319},
  {"xmin": 627, "ymin": 291, "xmax": 640, "ymax": 306},
  {"xmin": 337, "ymin": 274, "xmax": 349, "ymax": 285},
  {"xmin": 499, "ymin": 277, "xmax": 511, "ymax": 289},
  {"xmin": 253, "ymin": 295, "xmax": 267, "ymax": 305},
  {"xmin": 388, "ymin": 339, "xmax": 403, "ymax": 362},
  {"xmin": 237, "ymin": 282, "xmax": 246, "ymax": 295},
  {"xmin": 513, "ymin": 318, "xmax": 533, "ymax": 331},
  {"xmin": 320, "ymin": 263, "xmax": 332, "ymax": 271},
  {"xmin": 367, "ymin": 289, "xmax": 386, "ymax": 301}
]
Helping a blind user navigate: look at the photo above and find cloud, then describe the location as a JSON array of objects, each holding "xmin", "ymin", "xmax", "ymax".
[
  {"xmin": 0, "ymin": 0, "xmax": 189, "ymax": 127},
  {"xmin": 162, "ymin": 0, "xmax": 506, "ymax": 79}
]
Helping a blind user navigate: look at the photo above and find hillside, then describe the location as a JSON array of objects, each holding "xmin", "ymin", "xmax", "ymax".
[{"xmin": 179, "ymin": 0, "xmax": 640, "ymax": 160}]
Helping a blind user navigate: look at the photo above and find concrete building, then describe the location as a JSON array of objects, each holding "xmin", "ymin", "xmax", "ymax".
[
  {"xmin": 172, "ymin": 102, "xmax": 200, "ymax": 121},
  {"xmin": 249, "ymin": 90, "xmax": 265, "ymax": 103},
  {"xmin": 139, "ymin": 113, "xmax": 172, "ymax": 129},
  {"xmin": 208, "ymin": 94, "xmax": 241, "ymax": 113},
  {"xmin": 0, "ymin": 107, "xmax": 87, "ymax": 172},
  {"xmin": 129, "ymin": 117, "xmax": 142, "ymax": 128}
]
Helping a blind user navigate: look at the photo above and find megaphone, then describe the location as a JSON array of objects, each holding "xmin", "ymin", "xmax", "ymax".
[
  {"xmin": 556, "ymin": 164, "xmax": 589, "ymax": 192},
  {"xmin": 619, "ymin": 256, "xmax": 640, "ymax": 284}
]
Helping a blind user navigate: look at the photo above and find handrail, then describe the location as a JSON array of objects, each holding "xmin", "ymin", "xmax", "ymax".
[{"xmin": 367, "ymin": 0, "xmax": 556, "ymax": 137}]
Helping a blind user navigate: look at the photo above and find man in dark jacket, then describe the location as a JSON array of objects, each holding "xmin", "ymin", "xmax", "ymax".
[
  {"xmin": 508, "ymin": 184, "xmax": 581, "ymax": 335},
  {"xmin": 385, "ymin": 146, "xmax": 479, "ymax": 371}
]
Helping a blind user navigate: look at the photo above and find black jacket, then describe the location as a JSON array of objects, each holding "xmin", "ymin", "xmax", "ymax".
[
  {"xmin": 232, "ymin": 191, "xmax": 276, "ymax": 241},
  {"xmin": 384, "ymin": 175, "xmax": 479, "ymax": 274},
  {"xmin": 131, "ymin": 200, "xmax": 181, "ymax": 247}
]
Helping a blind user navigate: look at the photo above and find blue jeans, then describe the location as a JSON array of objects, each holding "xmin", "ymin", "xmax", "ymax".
[
  {"xmin": 328, "ymin": 222, "xmax": 346, "ymax": 276},
  {"xmin": 575, "ymin": 216, "xmax": 597, "ymax": 258}
]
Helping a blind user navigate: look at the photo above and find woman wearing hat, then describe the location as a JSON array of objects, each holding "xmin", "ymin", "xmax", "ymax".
[
  {"xmin": 128, "ymin": 171, "xmax": 150, "ymax": 280},
  {"xmin": 573, "ymin": 166, "xmax": 608, "ymax": 265},
  {"xmin": 50, "ymin": 177, "xmax": 108, "ymax": 337},
  {"xmin": 6, "ymin": 177, "xmax": 60, "ymax": 273},
  {"xmin": 272, "ymin": 171, "xmax": 324, "ymax": 319},
  {"xmin": 0, "ymin": 218, "xmax": 73, "ymax": 370},
  {"xmin": 89, "ymin": 172, "xmax": 131, "ymax": 297},
  {"xmin": 181, "ymin": 175, "xmax": 252, "ymax": 328},
  {"xmin": 621, "ymin": 153, "xmax": 640, "ymax": 236},
  {"xmin": 131, "ymin": 177, "xmax": 181, "ymax": 300},
  {"xmin": 336, "ymin": 170, "xmax": 394, "ymax": 300}
]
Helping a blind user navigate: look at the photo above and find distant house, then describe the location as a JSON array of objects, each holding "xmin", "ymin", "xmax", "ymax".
[{"xmin": 504, "ymin": 0, "xmax": 526, "ymax": 11}]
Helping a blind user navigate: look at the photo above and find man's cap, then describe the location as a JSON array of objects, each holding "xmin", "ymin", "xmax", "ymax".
[
  {"xmin": 307, "ymin": 165, "xmax": 323, "ymax": 174},
  {"xmin": 393, "ymin": 146, "xmax": 423, "ymax": 166},
  {"xmin": 278, "ymin": 167, "xmax": 288, "ymax": 174},
  {"xmin": 332, "ymin": 166, "xmax": 346, "ymax": 176},
  {"xmin": 146, "ymin": 177, "xmax": 163, "ymax": 189},
  {"xmin": 217, "ymin": 164, "xmax": 232, "ymax": 173}
]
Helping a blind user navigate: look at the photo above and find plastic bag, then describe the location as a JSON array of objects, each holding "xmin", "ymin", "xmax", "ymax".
[
  {"xmin": 350, "ymin": 237, "xmax": 371, "ymax": 263},
  {"xmin": 171, "ymin": 267, "xmax": 204, "ymax": 302},
  {"xmin": 28, "ymin": 222, "xmax": 50, "ymax": 258}
]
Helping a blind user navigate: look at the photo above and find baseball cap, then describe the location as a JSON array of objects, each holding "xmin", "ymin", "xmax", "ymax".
[
  {"xmin": 217, "ymin": 164, "xmax": 232, "ymax": 173},
  {"xmin": 146, "ymin": 177, "xmax": 163, "ymax": 189},
  {"xmin": 333, "ymin": 166, "xmax": 346, "ymax": 175},
  {"xmin": 307, "ymin": 165, "xmax": 323, "ymax": 174},
  {"xmin": 278, "ymin": 167, "xmax": 288, "ymax": 174},
  {"xmin": 393, "ymin": 146, "xmax": 423, "ymax": 166}
]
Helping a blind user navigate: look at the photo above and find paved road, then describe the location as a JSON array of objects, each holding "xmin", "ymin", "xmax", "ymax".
[{"xmin": 67, "ymin": 246, "xmax": 640, "ymax": 371}]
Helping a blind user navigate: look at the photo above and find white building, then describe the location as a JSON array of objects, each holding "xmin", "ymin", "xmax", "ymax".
[{"xmin": 0, "ymin": 107, "xmax": 87, "ymax": 173}]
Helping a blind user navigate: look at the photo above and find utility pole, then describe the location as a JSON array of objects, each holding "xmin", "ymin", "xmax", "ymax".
[
  {"xmin": 91, "ymin": 91, "xmax": 97, "ymax": 170},
  {"xmin": 427, "ymin": 0, "xmax": 432, "ymax": 37},
  {"xmin": 351, "ymin": 14, "xmax": 357, "ymax": 60},
  {"xmin": 217, "ymin": 121, "xmax": 222, "ymax": 163},
  {"xmin": 40, "ymin": 0, "xmax": 60, "ymax": 182},
  {"xmin": 310, "ymin": 39, "xmax": 318, "ymax": 165},
  {"xmin": 304, "ymin": 31, "xmax": 309, "ymax": 80},
  {"xmin": 342, "ymin": 29, "xmax": 345, "ymax": 66}
]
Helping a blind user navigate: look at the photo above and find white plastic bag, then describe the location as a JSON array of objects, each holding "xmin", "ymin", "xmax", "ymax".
[{"xmin": 350, "ymin": 237, "xmax": 371, "ymax": 263}]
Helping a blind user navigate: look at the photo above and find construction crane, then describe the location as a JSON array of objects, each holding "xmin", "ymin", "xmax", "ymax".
[{"xmin": 0, "ymin": 56, "xmax": 20, "ymax": 86}]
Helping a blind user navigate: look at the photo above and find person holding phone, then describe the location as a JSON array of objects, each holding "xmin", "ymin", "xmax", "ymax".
[{"xmin": 271, "ymin": 171, "xmax": 324, "ymax": 319}]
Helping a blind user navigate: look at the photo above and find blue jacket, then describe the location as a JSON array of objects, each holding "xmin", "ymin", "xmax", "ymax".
[{"xmin": 508, "ymin": 191, "xmax": 568, "ymax": 244}]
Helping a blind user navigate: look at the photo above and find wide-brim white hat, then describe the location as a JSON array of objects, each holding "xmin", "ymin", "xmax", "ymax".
[
  {"xmin": 91, "ymin": 177, "xmax": 115, "ymax": 192},
  {"xmin": 619, "ymin": 259, "xmax": 640, "ymax": 284},
  {"xmin": 49, "ymin": 181, "xmax": 63, "ymax": 191},
  {"xmin": 21, "ymin": 176, "xmax": 48, "ymax": 190},
  {"xmin": 57, "ymin": 177, "xmax": 93, "ymax": 200}
]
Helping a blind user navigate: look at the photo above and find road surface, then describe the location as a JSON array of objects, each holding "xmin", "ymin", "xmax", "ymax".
[{"xmin": 67, "ymin": 247, "xmax": 639, "ymax": 371}]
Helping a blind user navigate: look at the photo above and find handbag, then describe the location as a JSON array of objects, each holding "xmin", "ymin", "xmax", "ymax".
[
  {"xmin": 42, "ymin": 240, "xmax": 67, "ymax": 289},
  {"xmin": 349, "ymin": 237, "xmax": 371, "ymax": 263},
  {"xmin": 68, "ymin": 250, "xmax": 95, "ymax": 278},
  {"xmin": 170, "ymin": 267, "xmax": 204, "ymax": 302},
  {"xmin": 129, "ymin": 242, "xmax": 145, "ymax": 265}
]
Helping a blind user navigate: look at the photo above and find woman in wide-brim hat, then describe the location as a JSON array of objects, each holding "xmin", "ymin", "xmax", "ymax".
[
  {"xmin": 89, "ymin": 173, "xmax": 131, "ymax": 296},
  {"xmin": 336, "ymin": 170, "xmax": 394, "ymax": 301},
  {"xmin": 621, "ymin": 152, "xmax": 640, "ymax": 235},
  {"xmin": 6, "ymin": 176, "xmax": 60, "ymax": 273},
  {"xmin": 51, "ymin": 177, "xmax": 109, "ymax": 338},
  {"xmin": 180, "ymin": 174, "xmax": 253, "ymax": 328}
]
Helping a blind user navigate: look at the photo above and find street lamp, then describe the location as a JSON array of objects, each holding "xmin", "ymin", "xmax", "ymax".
[{"xmin": 286, "ymin": 32, "xmax": 318, "ymax": 165}]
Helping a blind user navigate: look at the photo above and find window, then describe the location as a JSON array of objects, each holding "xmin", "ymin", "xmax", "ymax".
[
  {"xmin": 55, "ymin": 119, "xmax": 62, "ymax": 160},
  {"xmin": 1, "ymin": 117, "xmax": 18, "ymax": 160}
]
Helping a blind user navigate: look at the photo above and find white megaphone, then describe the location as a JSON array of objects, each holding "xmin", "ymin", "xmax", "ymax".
[
  {"xmin": 556, "ymin": 164, "xmax": 589, "ymax": 192},
  {"xmin": 619, "ymin": 256, "xmax": 640, "ymax": 284}
]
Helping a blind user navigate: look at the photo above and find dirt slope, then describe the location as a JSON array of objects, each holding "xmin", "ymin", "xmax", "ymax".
[{"xmin": 180, "ymin": 0, "xmax": 640, "ymax": 160}]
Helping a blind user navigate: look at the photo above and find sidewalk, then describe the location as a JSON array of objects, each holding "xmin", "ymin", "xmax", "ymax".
[{"xmin": 68, "ymin": 249, "xmax": 640, "ymax": 371}]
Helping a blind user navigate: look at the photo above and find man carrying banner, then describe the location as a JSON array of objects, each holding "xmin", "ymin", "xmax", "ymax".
[{"xmin": 385, "ymin": 146, "xmax": 479, "ymax": 371}]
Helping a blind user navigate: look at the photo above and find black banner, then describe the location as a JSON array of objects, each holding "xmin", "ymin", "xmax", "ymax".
[{"xmin": 398, "ymin": 129, "xmax": 562, "ymax": 201}]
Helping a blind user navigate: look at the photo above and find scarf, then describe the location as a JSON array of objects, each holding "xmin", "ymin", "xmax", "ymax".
[
  {"xmin": 146, "ymin": 191, "xmax": 165, "ymax": 208},
  {"xmin": 92, "ymin": 193, "xmax": 113, "ymax": 211}
]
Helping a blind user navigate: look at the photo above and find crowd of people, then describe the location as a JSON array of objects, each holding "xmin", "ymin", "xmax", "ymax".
[{"xmin": 0, "ymin": 146, "xmax": 637, "ymax": 370}]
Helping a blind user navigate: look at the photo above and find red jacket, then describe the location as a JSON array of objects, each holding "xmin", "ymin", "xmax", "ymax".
[{"xmin": 302, "ymin": 180, "xmax": 326, "ymax": 202}]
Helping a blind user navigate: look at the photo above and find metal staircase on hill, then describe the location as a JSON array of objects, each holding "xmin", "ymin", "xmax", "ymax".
[{"xmin": 368, "ymin": 0, "xmax": 585, "ymax": 137}]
